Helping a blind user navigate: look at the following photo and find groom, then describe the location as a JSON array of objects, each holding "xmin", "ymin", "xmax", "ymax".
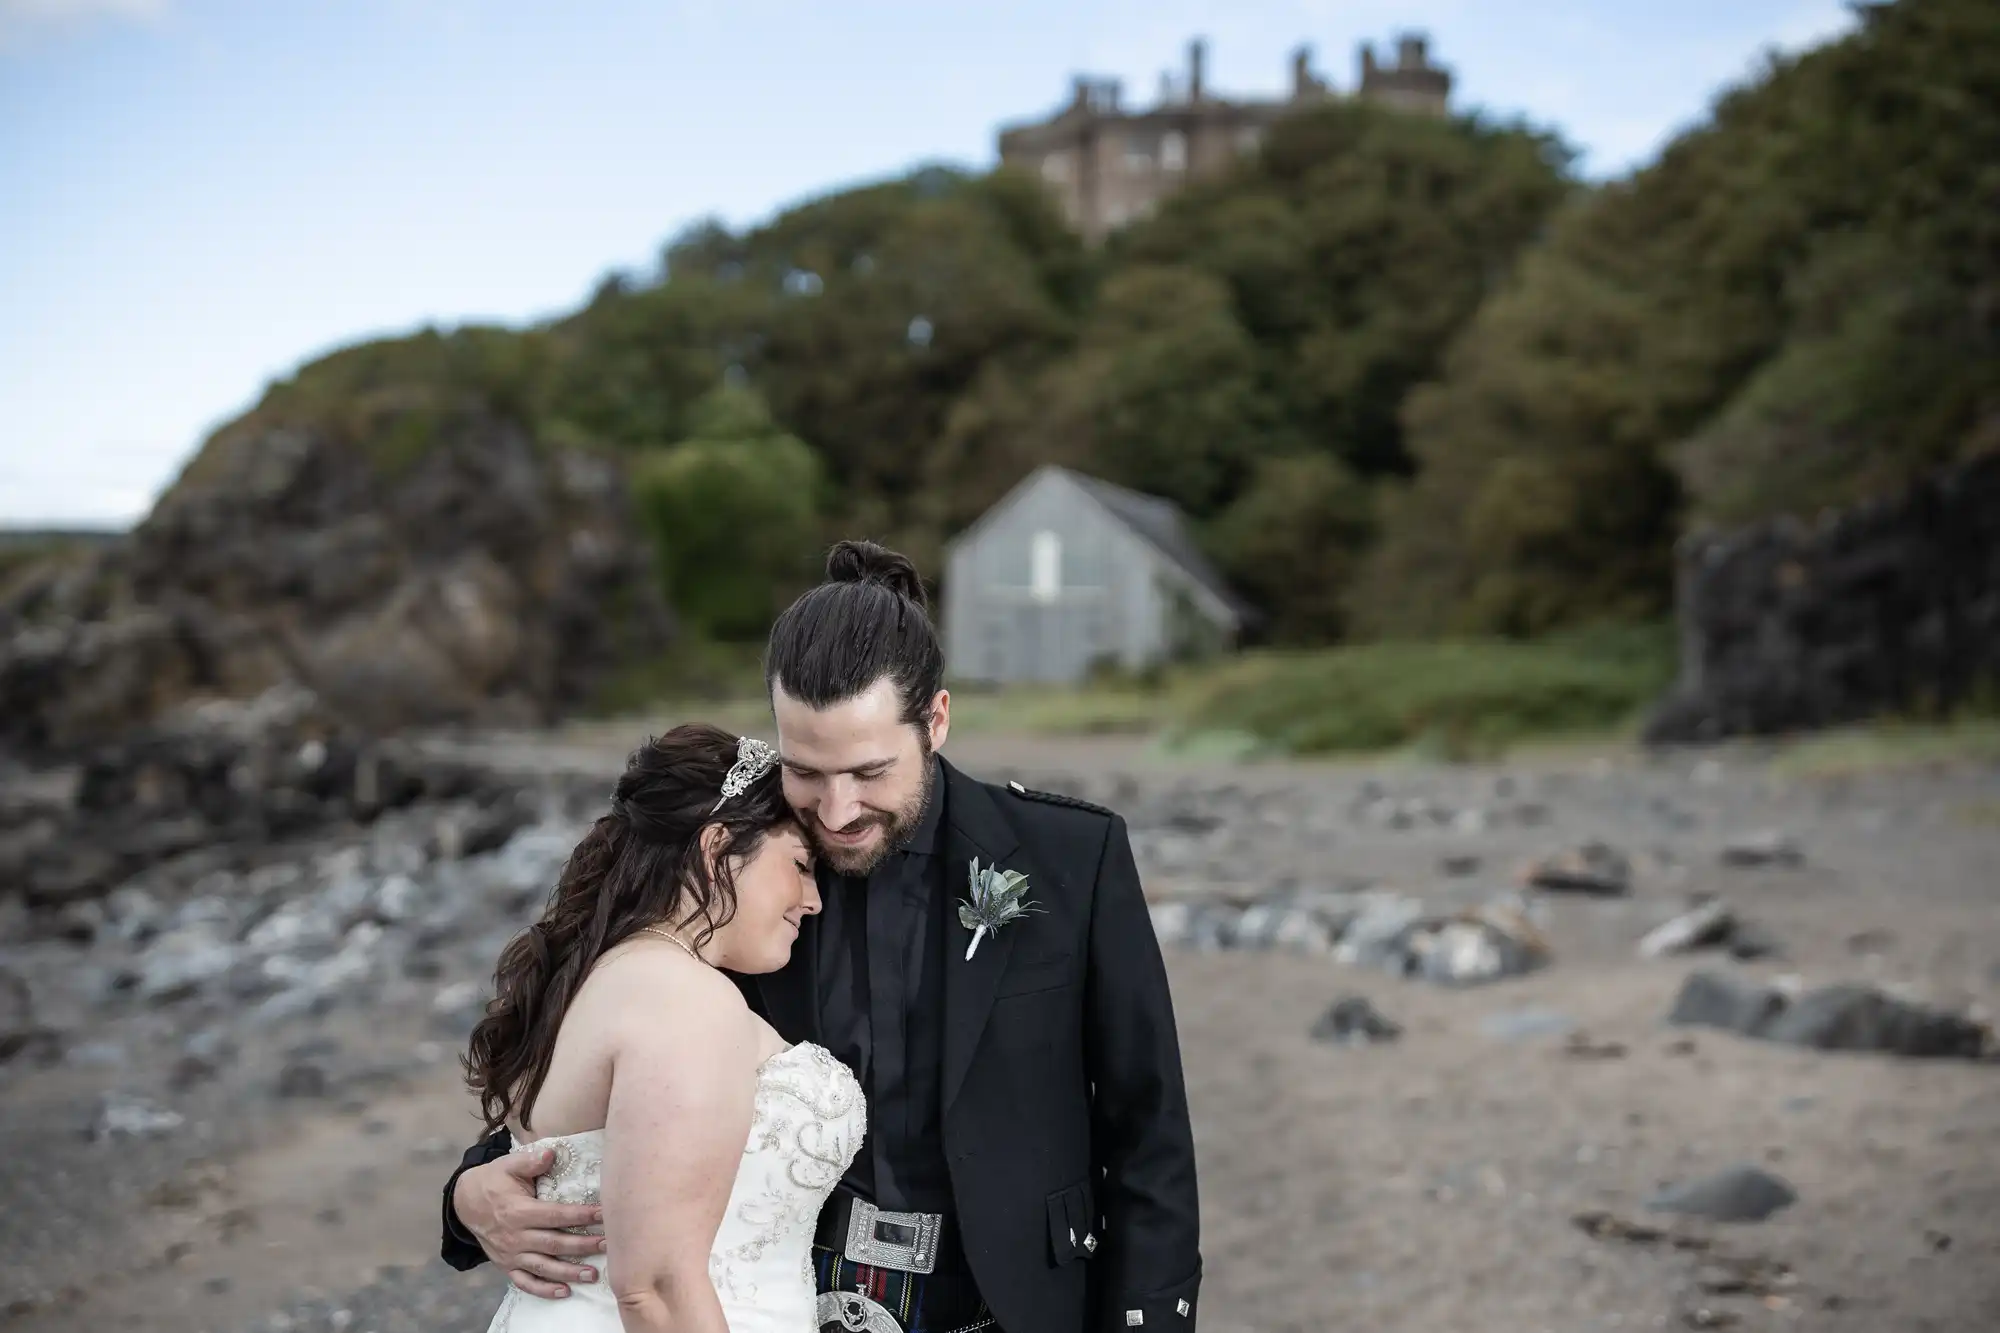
[{"xmin": 439, "ymin": 541, "xmax": 1201, "ymax": 1333}]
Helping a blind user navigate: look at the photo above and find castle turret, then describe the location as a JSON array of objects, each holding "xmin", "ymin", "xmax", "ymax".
[{"xmin": 1357, "ymin": 30, "xmax": 1450, "ymax": 115}]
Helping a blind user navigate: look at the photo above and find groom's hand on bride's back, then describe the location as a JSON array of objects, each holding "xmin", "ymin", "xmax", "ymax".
[{"xmin": 455, "ymin": 1148, "xmax": 607, "ymax": 1298}]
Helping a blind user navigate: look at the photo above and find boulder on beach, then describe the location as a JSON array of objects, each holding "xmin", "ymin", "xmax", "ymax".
[
  {"xmin": 1763, "ymin": 983, "xmax": 1991, "ymax": 1059},
  {"xmin": 1668, "ymin": 969, "xmax": 1994, "ymax": 1060},
  {"xmin": 1667, "ymin": 970, "xmax": 1789, "ymax": 1037}
]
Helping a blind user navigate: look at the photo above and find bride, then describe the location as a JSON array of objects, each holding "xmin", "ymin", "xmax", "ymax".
[{"xmin": 462, "ymin": 725, "xmax": 864, "ymax": 1333}]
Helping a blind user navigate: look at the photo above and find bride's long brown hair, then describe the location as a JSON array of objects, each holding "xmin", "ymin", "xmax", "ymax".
[{"xmin": 462, "ymin": 724, "xmax": 796, "ymax": 1133}]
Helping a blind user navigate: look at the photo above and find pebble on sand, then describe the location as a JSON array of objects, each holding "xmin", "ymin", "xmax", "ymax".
[
  {"xmin": 90, "ymin": 1093, "xmax": 185, "ymax": 1141},
  {"xmin": 1311, "ymin": 996, "xmax": 1402, "ymax": 1046},
  {"xmin": 1720, "ymin": 829, "xmax": 1804, "ymax": 868},
  {"xmin": 1645, "ymin": 1165, "xmax": 1798, "ymax": 1223},
  {"xmin": 1521, "ymin": 841, "xmax": 1633, "ymax": 897}
]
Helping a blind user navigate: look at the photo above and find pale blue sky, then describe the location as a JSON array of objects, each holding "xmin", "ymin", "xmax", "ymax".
[{"xmin": 0, "ymin": 0, "xmax": 1854, "ymax": 526}]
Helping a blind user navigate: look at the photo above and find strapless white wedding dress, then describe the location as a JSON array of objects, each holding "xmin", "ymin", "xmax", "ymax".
[{"xmin": 486, "ymin": 1042, "xmax": 865, "ymax": 1333}]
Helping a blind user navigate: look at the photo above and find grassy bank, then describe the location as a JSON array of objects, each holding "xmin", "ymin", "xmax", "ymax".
[
  {"xmin": 589, "ymin": 626, "xmax": 2000, "ymax": 770},
  {"xmin": 1168, "ymin": 624, "xmax": 1677, "ymax": 759},
  {"xmin": 1767, "ymin": 717, "xmax": 2000, "ymax": 779},
  {"xmin": 605, "ymin": 624, "xmax": 1679, "ymax": 761}
]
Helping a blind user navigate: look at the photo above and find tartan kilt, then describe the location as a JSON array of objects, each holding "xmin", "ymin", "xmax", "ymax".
[{"xmin": 813, "ymin": 1243, "xmax": 997, "ymax": 1333}]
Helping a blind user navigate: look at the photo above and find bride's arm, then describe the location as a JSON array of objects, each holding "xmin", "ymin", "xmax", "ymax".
[{"xmin": 598, "ymin": 960, "xmax": 758, "ymax": 1333}]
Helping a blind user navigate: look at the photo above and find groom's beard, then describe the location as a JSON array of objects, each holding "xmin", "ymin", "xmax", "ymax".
[{"xmin": 804, "ymin": 759, "xmax": 933, "ymax": 877}]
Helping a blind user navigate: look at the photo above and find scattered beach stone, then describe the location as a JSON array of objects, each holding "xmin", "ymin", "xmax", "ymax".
[
  {"xmin": 90, "ymin": 1092, "xmax": 185, "ymax": 1141},
  {"xmin": 1846, "ymin": 929, "xmax": 1895, "ymax": 956},
  {"xmin": 1645, "ymin": 1165, "xmax": 1797, "ymax": 1223},
  {"xmin": 1722, "ymin": 919, "xmax": 1785, "ymax": 961},
  {"xmin": 1155, "ymin": 883, "xmax": 1551, "ymax": 988},
  {"xmin": 1406, "ymin": 903, "xmax": 1551, "ymax": 987},
  {"xmin": 1641, "ymin": 900, "xmax": 1736, "ymax": 958},
  {"xmin": 1721, "ymin": 829, "xmax": 1803, "ymax": 868},
  {"xmin": 0, "ymin": 967, "xmax": 36, "ymax": 1061},
  {"xmin": 1564, "ymin": 1032, "xmax": 1629, "ymax": 1060},
  {"xmin": 1572, "ymin": 1210, "xmax": 1671, "ymax": 1246},
  {"xmin": 135, "ymin": 924, "xmax": 241, "ymax": 1002},
  {"xmin": 1641, "ymin": 900, "xmax": 1785, "ymax": 961},
  {"xmin": 276, "ymin": 1061, "xmax": 330, "ymax": 1098},
  {"xmin": 1668, "ymin": 971, "xmax": 1993, "ymax": 1059},
  {"xmin": 1668, "ymin": 970, "xmax": 1788, "ymax": 1038},
  {"xmin": 1332, "ymin": 895, "xmax": 1428, "ymax": 971},
  {"xmin": 1522, "ymin": 841, "xmax": 1632, "ymax": 896},
  {"xmin": 1230, "ymin": 901, "xmax": 1337, "ymax": 954},
  {"xmin": 1762, "ymin": 983, "xmax": 1992, "ymax": 1059},
  {"xmin": 1695, "ymin": 1252, "xmax": 1797, "ymax": 1297},
  {"xmin": 66, "ymin": 1039, "xmax": 128, "ymax": 1067},
  {"xmin": 168, "ymin": 1054, "xmax": 219, "ymax": 1091},
  {"xmin": 1311, "ymin": 996, "xmax": 1401, "ymax": 1046},
  {"xmin": 103, "ymin": 885, "xmax": 165, "ymax": 943},
  {"xmin": 1439, "ymin": 854, "xmax": 1482, "ymax": 877},
  {"xmin": 429, "ymin": 979, "xmax": 491, "ymax": 1036}
]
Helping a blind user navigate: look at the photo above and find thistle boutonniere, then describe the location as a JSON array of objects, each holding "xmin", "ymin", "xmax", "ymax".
[{"xmin": 960, "ymin": 858, "xmax": 1041, "ymax": 960}]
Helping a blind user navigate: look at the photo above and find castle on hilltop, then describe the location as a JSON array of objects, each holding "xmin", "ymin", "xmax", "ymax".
[{"xmin": 998, "ymin": 34, "xmax": 1453, "ymax": 242}]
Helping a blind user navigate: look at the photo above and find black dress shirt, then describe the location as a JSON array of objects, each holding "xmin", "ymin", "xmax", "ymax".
[{"xmin": 814, "ymin": 756, "xmax": 953, "ymax": 1213}]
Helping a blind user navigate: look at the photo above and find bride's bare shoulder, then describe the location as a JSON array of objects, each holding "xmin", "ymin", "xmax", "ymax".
[{"xmin": 586, "ymin": 939, "xmax": 751, "ymax": 1042}]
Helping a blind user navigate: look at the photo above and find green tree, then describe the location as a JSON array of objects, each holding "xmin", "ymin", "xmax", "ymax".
[
  {"xmin": 1119, "ymin": 101, "xmax": 1573, "ymax": 478},
  {"xmin": 1357, "ymin": 0, "xmax": 2000, "ymax": 637},
  {"xmin": 632, "ymin": 386, "xmax": 825, "ymax": 641},
  {"xmin": 1205, "ymin": 452, "xmax": 1375, "ymax": 643},
  {"xmin": 1045, "ymin": 265, "xmax": 1281, "ymax": 515}
]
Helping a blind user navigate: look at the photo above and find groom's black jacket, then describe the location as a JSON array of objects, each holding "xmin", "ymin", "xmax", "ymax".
[{"xmin": 440, "ymin": 759, "xmax": 1202, "ymax": 1333}]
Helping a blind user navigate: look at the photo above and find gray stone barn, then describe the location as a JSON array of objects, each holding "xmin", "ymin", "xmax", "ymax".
[{"xmin": 942, "ymin": 465, "xmax": 1251, "ymax": 685}]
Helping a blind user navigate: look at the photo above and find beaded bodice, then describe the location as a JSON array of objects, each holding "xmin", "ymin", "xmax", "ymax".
[{"xmin": 490, "ymin": 1042, "xmax": 864, "ymax": 1333}]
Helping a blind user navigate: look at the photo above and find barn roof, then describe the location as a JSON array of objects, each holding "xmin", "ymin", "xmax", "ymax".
[
  {"xmin": 1066, "ymin": 471, "xmax": 1252, "ymax": 622},
  {"xmin": 947, "ymin": 465, "xmax": 1255, "ymax": 626}
]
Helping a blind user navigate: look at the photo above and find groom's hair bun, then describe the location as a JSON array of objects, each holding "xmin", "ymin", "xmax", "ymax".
[
  {"xmin": 825, "ymin": 539, "xmax": 927, "ymax": 612},
  {"xmin": 766, "ymin": 539, "xmax": 943, "ymax": 731}
]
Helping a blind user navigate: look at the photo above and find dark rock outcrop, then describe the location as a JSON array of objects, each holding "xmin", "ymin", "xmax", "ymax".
[
  {"xmin": 0, "ymin": 687, "xmax": 531, "ymax": 912},
  {"xmin": 1645, "ymin": 452, "xmax": 2000, "ymax": 743},
  {"xmin": 0, "ymin": 404, "xmax": 671, "ymax": 753}
]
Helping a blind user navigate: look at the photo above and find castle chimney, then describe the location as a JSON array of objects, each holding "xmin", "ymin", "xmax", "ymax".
[
  {"xmin": 1397, "ymin": 34, "xmax": 1427, "ymax": 70},
  {"xmin": 1072, "ymin": 74, "xmax": 1091, "ymax": 110},
  {"xmin": 1290, "ymin": 44, "xmax": 1314, "ymax": 99},
  {"xmin": 1359, "ymin": 42, "xmax": 1378, "ymax": 78},
  {"xmin": 1188, "ymin": 38, "xmax": 1205, "ymax": 102}
]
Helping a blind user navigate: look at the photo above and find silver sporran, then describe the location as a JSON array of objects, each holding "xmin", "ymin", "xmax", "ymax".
[{"xmin": 818, "ymin": 1289, "xmax": 902, "ymax": 1333}]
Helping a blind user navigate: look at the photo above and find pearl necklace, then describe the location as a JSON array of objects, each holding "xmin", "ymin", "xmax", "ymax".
[{"xmin": 636, "ymin": 925, "xmax": 705, "ymax": 965}]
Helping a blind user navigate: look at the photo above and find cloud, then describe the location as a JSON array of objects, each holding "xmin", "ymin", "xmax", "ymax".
[{"xmin": 0, "ymin": 0, "xmax": 167, "ymax": 47}]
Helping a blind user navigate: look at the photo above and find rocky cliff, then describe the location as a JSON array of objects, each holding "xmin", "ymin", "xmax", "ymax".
[
  {"xmin": 0, "ymin": 401, "xmax": 671, "ymax": 753},
  {"xmin": 1645, "ymin": 451, "xmax": 2000, "ymax": 742}
]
